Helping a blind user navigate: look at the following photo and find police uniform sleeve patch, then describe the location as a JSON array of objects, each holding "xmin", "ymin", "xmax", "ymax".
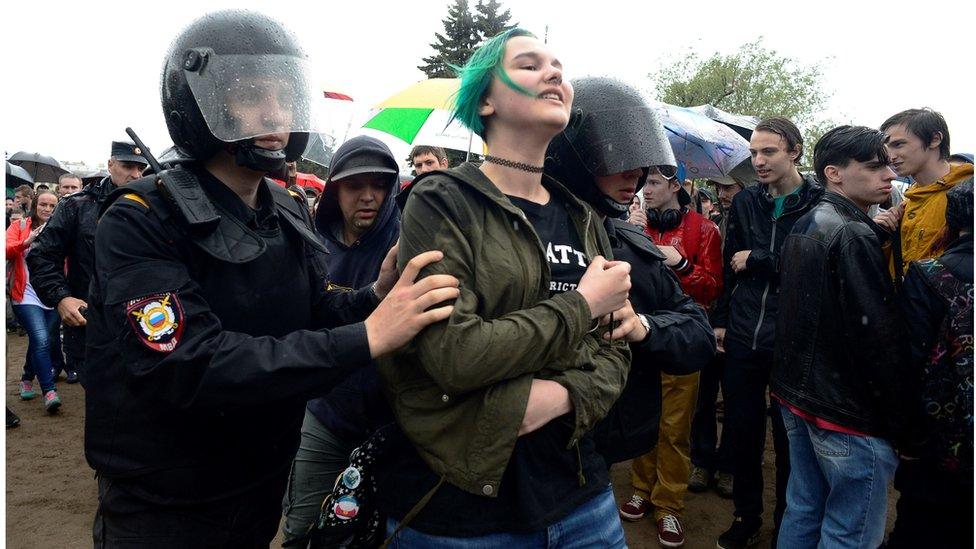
[{"xmin": 126, "ymin": 293, "xmax": 185, "ymax": 352}]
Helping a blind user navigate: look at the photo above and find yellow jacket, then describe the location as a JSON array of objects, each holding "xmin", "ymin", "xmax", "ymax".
[{"xmin": 893, "ymin": 162, "xmax": 974, "ymax": 276}]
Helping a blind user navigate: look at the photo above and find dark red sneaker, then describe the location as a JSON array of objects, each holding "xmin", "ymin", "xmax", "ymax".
[
  {"xmin": 618, "ymin": 493, "xmax": 649, "ymax": 521},
  {"xmin": 657, "ymin": 514, "xmax": 685, "ymax": 547}
]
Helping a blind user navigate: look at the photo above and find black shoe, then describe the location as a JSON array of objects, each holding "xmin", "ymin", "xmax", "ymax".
[
  {"xmin": 717, "ymin": 516, "xmax": 762, "ymax": 549},
  {"xmin": 7, "ymin": 408, "xmax": 21, "ymax": 429},
  {"xmin": 66, "ymin": 371, "xmax": 79, "ymax": 384}
]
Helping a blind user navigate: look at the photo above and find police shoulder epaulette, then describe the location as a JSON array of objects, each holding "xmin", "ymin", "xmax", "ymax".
[
  {"xmin": 287, "ymin": 189, "xmax": 301, "ymax": 198},
  {"xmin": 121, "ymin": 193, "xmax": 150, "ymax": 210}
]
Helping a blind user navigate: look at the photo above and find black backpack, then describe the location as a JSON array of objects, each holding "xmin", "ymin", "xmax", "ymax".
[{"xmin": 915, "ymin": 258, "xmax": 974, "ymax": 475}]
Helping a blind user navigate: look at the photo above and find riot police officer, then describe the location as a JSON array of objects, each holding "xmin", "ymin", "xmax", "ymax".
[
  {"xmin": 545, "ymin": 77, "xmax": 716, "ymax": 547},
  {"xmin": 84, "ymin": 10, "xmax": 458, "ymax": 547}
]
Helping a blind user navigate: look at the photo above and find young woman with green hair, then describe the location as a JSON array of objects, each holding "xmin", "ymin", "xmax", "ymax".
[{"xmin": 375, "ymin": 28, "xmax": 632, "ymax": 547}]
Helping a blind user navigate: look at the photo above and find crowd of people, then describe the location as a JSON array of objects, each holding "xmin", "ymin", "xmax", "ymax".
[{"xmin": 5, "ymin": 9, "xmax": 973, "ymax": 549}]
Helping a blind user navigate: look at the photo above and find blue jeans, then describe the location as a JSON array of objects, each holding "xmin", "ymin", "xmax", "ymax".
[
  {"xmin": 777, "ymin": 404, "xmax": 898, "ymax": 549},
  {"xmin": 12, "ymin": 304, "xmax": 60, "ymax": 393},
  {"xmin": 385, "ymin": 484, "xmax": 626, "ymax": 548},
  {"xmin": 21, "ymin": 316, "xmax": 65, "ymax": 381}
]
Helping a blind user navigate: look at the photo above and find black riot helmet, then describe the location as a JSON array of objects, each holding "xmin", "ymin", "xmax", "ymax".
[
  {"xmin": 545, "ymin": 77, "xmax": 675, "ymax": 217},
  {"xmin": 161, "ymin": 10, "xmax": 320, "ymax": 172}
]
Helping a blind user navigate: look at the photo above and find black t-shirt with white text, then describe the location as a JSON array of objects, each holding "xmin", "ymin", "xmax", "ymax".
[{"xmin": 377, "ymin": 193, "xmax": 609, "ymax": 536}]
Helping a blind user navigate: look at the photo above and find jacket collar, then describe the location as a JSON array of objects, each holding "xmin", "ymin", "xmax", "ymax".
[
  {"xmin": 756, "ymin": 172, "xmax": 824, "ymax": 215},
  {"xmin": 90, "ymin": 176, "xmax": 119, "ymax": 203},
  {"xmin": 450, "ymin": 162, "xmax": 593, "ymax": 222},
  {"xmin": 821, "ymin": 191, "xmax": 889, "ymax": 241}
]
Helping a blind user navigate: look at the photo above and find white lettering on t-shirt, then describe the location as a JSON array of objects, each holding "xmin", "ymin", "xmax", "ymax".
[
  {"xmin": 550, "ymin": 281, "xmax": 579, "ymax": 292},
  {"xmin": 546, "ymin": 242, "xmax": 588, "ymax": 267}
]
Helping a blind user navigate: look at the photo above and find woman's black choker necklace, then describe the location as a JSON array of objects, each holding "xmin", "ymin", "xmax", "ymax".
[{"xmin": 484, "ymin": 155, "xmax": 545, "ymax": 173}]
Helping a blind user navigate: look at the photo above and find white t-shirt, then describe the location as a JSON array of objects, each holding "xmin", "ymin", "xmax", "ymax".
[{"xmin": 14, "ymin": 263, "xmax": 53, "ymax": 310}]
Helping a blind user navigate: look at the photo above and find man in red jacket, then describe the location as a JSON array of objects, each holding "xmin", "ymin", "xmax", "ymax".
[{"xmin": 619, "ymin": 165, "xmax": 722, "ymax": 546}]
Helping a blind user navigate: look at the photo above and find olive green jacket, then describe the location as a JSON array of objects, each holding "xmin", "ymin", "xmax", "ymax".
[{"xmin": 376, "ymin": 163, "xmax": 630, "ymax": 498}]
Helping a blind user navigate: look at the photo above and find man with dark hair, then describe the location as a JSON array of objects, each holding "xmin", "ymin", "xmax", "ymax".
[
  {"xmin": 57, "ymin": 174, "xmax": 83, "ymax": 196},
  {"xmin": 713, "ymin": 116, "xmax": 823, "ymax": 549},
  {"xmin": 27, "ymin": 141, "xmax": 148, "ymax": 385},
  {"xmin": 772, "ymin": 125, "xmax": 909, "ymax": 548},
  {"xmin": 408, "ymin": 144, "xmax": 449, "ymax": 176},
  {"xmin": 879, "ymin": 108, "xmax": 974, "ymax": 277}
]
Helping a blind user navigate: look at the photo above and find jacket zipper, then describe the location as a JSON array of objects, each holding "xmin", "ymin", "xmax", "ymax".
[{"xmin": 751, "ymin": 220, "xmax": 776, "ymax": 350}]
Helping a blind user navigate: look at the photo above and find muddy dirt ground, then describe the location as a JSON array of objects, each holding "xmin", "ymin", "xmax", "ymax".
[{"xmin": 5, "ymin": 332, "xmax": 896, "ymax": 548}]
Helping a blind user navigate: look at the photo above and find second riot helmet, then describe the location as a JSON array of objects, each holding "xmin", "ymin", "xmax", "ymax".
[
  {"xmin": 545, "ymin": 77, "xmax": 675, "ymax": 217},
  {"xmin": 161, "ymin": 10, "xmax": 321, "ymax": 171}
]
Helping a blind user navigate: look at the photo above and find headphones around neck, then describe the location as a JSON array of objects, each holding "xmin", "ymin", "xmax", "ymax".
[
  {"xmin": 647, "ymin": 207, "xmax": 685, "ymax": 232},
  {"xmin": 762, "ymin": 188, "xmax": 803, "ymax": 212}
]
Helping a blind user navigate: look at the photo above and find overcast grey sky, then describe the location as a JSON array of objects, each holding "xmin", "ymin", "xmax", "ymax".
[{"xmin": 2, "ymin": 0, "xmax": 973, "ymax": 169}]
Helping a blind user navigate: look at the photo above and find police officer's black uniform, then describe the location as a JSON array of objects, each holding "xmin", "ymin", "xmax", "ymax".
[
  {"xmin": 27, "ymin": 141, "xmax": 147, "ymax": 381},
  {"xmin": 544, "ymin": 77, "xmax": 717, "ymax": 464},
  {"xmin": 84, "ymin": 11, "xmax": 381, "ymax": 547},
  {"xmin": 87, "ymin": 164, "xmax": 376, "ymax": 545}
]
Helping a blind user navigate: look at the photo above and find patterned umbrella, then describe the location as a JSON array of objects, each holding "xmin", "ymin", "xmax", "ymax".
[
  {"xmin": 689, "ymin": 104, "xmax": 760, "ymax": 141},
  {"xmin": 8, "ymin": 151, "xmax": 69, "ymax": 184},
  {"xmin": 653, "ymin": 104, "xmax": 751, "ymax": 179},
  {"xmin": 360, "ymin": 78, "xmax": 485, "ymax": 156}
]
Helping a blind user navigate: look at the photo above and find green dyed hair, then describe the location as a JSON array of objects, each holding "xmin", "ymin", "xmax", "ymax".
[{"xmin": 450, "ymin": 27, "xmax": 536, "ymax": 138}]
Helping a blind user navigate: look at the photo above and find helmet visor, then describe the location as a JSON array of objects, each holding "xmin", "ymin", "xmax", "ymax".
[{"xmin": 184, "ymin": 52, "xmax": 325, "ymax": 143}]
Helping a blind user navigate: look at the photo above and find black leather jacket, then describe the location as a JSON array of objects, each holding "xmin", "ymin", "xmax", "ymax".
[
  {"xmin": 771, "ymin": 192, "xmax": 911, "ymax": 442},
  {"xmin": 27, "ymin": 176, "xmax": 117, "ymax": 306},
  {"xmin": 711, "ymin": 173, "xmax": 823, "ymax": 352}
]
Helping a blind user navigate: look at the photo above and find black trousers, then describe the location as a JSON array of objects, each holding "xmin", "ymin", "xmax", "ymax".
[
  {"xmin": 93, "ymin": 474, "xmax": 287, "ymax": 548},
  {"xmin": 723, "ymin": 339, "xmax": 789, "ymax": 526},
  {"xmin": 690, "ymin": 353, "xmax": 732, "ymax": 473},
  {"xmin": 886, "ymin": 460, "xmax": 973, "ymax": 548},
  {"xmin": 63, "ymin": 324, "xmax": 85, "ymax": 380}
]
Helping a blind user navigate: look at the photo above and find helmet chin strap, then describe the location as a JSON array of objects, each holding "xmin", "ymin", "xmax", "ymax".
[{"xmin": 231, "ymin": 140, "xmax": 287, "ymax": 173}]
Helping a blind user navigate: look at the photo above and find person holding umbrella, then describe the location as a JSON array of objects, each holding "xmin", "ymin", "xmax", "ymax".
[{"xmin": 27, "ymin": 141, "xmax": 147, "ymax": 385}]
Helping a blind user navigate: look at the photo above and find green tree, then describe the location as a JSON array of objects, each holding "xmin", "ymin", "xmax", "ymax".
[
  {"xmin": 418, "ymin": 0, "xmax": 480, "ymax": 78},
  {"xmin": 653, "ymin": 38, "xmax": 835, "ymax": 165},
  {"xmin": 474, "ymin": 0, "xmax": 515, "ymax": 39}
]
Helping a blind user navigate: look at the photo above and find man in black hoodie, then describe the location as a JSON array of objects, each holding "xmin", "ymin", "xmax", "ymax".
[
  {"xmin": 281, "ymin": 135, "xmax": 403, "ymax": 544},
  {"xmin": 712, "ymin": 117, "xmax": 823, "ymax": 549}
]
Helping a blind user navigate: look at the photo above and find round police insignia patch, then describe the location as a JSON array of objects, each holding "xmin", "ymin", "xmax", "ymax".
[
  {"xmin": 126, "ymin": 293, "xmax": 185, "ymax": 352},
  {"xmin": 341, "ymin": 466, "xmax": 362, "ymax": 490},
  {"xmin": 333, "ymin": 495, "xmax": 359, "ymax": 521}
]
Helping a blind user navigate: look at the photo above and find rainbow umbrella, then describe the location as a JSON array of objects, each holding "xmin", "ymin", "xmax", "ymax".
[{"xmin": 361, "ymin": 78, "xmax": 484, "ymax": 156}]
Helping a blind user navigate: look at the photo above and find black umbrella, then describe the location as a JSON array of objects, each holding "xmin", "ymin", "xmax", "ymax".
[
  {"xmin": 81, "ymin": 169, "xmax": 110, "ymax": 187},
  {"xmin": 8, "ymin": 151, "xmax": 69, "ymax": 184},
  {"xmin": 689, "ymin": 105, "xmax": 760, "ymax": 141},
  {"xmin": 6, "ymin": 161, "xmax": 34, "ymax": 189}
]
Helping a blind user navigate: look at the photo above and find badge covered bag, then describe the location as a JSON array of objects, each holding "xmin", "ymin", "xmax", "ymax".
[
  {"xmin": 126, "ymin": 293, "xmax": 185, "ymax": 352},
  {"xmin": 303, "ymin": 424, "xmax": 398, "ymax": 549}
]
